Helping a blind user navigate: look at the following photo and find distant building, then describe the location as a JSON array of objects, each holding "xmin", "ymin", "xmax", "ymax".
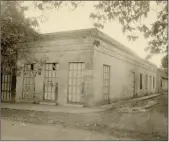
[
  {"xmin": 156, "ymin": 69, "xmax": 168, "ymax": 93},
  {"xmin": 1, "ymin": 28, "xmax": 168, "ymax": 106}
]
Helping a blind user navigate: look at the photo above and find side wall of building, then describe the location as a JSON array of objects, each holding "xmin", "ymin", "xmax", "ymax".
[
  {"xmin": 162, "ymin": 78, "xmax": 168, "ymax": 92},
  {"xmin": 156, "ymin": 69, "xmax": 168, "ymax": 93},
  {"xmin": 93, "ymin": 40, "xmax": 157, "ymax": 105},
  {"xmin": 16, "ymin": 38, "xmax": 95, "ymax": 106}
]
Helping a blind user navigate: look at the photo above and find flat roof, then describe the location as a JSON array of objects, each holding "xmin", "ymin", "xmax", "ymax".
[{"xmin": 21, "ymin": 28, "xmax": 157, "ymax": 67}]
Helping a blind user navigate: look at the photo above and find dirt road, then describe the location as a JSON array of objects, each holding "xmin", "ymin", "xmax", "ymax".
[
  {"xmin": 1, "ymin": 95, "xmax": 168, "ymax": 140},
  {"xmin": 1, "ymin": 119, "xmax": 130, "ymax": 140}
]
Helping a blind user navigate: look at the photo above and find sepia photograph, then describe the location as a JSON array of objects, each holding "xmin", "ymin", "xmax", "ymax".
[{"xmin": 1, "ymin": 0, "xmax": 168, "ymax": 141}]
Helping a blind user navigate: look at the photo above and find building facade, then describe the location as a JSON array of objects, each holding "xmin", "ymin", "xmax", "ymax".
[{"xmin": 9, "ymin": 28, "xmax": 167, "ymax": 107}]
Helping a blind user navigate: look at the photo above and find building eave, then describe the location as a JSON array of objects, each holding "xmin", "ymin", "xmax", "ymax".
[
  {"xmin": 17, "ymin": 28, "xmax": 157, "ymax": 68},
  {"xmin": 94, "ymin": 29, "xmax": 156, "ymax": 68}
]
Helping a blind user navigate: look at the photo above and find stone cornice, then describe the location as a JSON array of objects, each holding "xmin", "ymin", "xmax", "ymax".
[
  {"xmin": 93, "ymin": 29, "xmax": 156, "ymax": 68},
  {"xmin": 40, "ymin": 28, "xmax": 98, "ymax": 41},
  {"xmin": 18, "ymin": 28, "xmax": 156, "ymax": 68}
]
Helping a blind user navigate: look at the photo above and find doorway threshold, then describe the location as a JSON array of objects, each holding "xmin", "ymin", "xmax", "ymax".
[
  {"xmin": 64, "ymin": 103, "xmax": 84, "ymax": 108},
  {"xmin": 39, "ymin": 101, "xmax": 58, "ymax": 106}
]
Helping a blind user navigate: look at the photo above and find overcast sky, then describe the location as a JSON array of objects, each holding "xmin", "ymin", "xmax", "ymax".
[{"xmin": 24, "ymin": 1, "xmax": 164, "ymax": 67}]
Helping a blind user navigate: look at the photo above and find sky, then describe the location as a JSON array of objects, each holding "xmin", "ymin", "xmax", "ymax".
[{"xmin": 24, "ymin": 1, "xmax": 164, "ymax": 67}]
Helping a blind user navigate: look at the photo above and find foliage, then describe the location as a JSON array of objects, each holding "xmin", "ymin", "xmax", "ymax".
[
  {"xmin": 161, "ymin": 54, "xmax": 168, "ymax": 73},
  {"xmin": 32, "ymin": 1, "xmax": 84, "ymax": 11},
  {"xmin": 89, "ymin": 1, "xmax": 168, "ymax": 59},
  {"xmin": 1, "ymin": 1, "xmax": 85, "ymax": 76},
  {"xmin": 16, "ymin": 49, "xmax": 49, "ymax": 76},
  {"xmin": 1, "ymin": 1, "xmax": 39, "ymax": 74}
]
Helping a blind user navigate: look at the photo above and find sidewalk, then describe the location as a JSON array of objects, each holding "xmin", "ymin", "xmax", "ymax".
[
  {"xmin": 95, "ymin": 93, "xmax": 161, "ymax": 109},
  {"xmin": 1, "ymin": 93, "xmax": 161, "ymax": 113},
  {"xmin": 0, "ymin": 103, "xmax": 106, "ymax": 114}
]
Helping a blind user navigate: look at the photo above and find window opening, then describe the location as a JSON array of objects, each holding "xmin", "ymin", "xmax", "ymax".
[
  {"xmin": 31, "ymin": 64, "xmax": 34, "ymax": 71},
  {"xmin": 52, "ymin": 63, "xmax": 56, "ymax": 70},
  {"xmin": 140, "ymin": 74, "xmax": 142, "ymax": 89}
]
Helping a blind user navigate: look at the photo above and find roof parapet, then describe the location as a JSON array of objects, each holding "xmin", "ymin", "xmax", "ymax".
[{"xmin": 18, "ymin": 28, "xmax": 157, "ymax": 68}]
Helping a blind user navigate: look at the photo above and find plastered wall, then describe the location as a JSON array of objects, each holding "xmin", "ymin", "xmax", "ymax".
[
  {"xmin": 16, "ymin": 35, "xmax": 162, "ymax": 107},
  {"xmin": 93, "ymin": 40, "xmax": 157, "ymax": 105},
  {"xmin": 16, "ymin": 38, "xmax": 94, "ymax": 106},
  {"xmin": 156, "ymin": 69, "xmax": 168, "ymax": 93}
]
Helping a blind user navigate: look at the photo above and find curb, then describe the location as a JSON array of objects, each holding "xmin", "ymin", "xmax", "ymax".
[{"xmin": 96, "ymin": 94, "xmax": 161, "ymax": 110}]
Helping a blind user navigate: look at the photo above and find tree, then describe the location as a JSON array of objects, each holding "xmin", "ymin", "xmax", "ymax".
[
  {"xmin": 161, "ymin": 55, "xmax": 168, "ymax": 73},
  {"xmin": 89, "ymin": 1, "xmax": 168, "ymax": 58},
  {"xmin": 1, "ymin": 1, "xmax": 85, "ymax": 79},
  {"xmin": 1, "ymin": 1, "xmax": 84, "ymax": 78},
  {"xmin": 1, "ymin": 1, "xmax": 41, "ymax": 100},
  {"xmin": 89, "ymin": 1, "xmax": 168, "ymax": 71},
  {"xmin": 1, "ymin": 1, "xmax": 39, "ymax": 74}
]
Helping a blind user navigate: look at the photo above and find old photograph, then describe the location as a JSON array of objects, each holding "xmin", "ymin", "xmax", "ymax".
[{"xmin": 1, "ymin": 1, "xmax": 168, "ymax": 141}]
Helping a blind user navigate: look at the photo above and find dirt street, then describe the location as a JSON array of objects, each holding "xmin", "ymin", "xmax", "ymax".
[
  {"xmin": 1, "ymin": 119, "xmax": 130, "ymax": 140},
  {"xmin": 1, "ymin": 94, "xmax": 168, "ymax": 140}
]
